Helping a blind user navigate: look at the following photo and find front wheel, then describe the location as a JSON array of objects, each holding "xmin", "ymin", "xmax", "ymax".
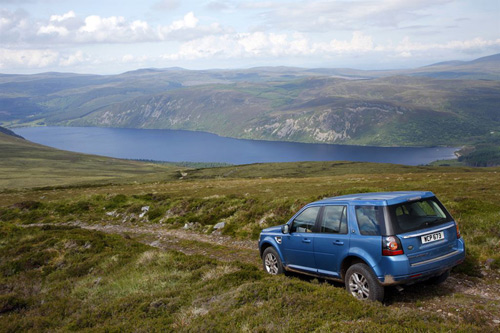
[
  {"xmin": 345, "ymin": 263, "xmax": 384, "ymax": 302},
  {"xmin": 262, "ymin": 247, "xmax": 284, "ymax": 275}
]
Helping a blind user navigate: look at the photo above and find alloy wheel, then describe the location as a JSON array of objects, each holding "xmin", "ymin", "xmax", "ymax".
[
  {"xmin": 348, "ymin": 272, "xmax": 370, "ymax": 300},
  {"xmin": 264, "ymin": 252, "xmax": 279, "ymax": 275}
]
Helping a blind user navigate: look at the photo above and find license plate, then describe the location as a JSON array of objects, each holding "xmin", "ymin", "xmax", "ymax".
[{"xmin": 421, "ymin": 231, "xmax": 444, "ymax": 244}]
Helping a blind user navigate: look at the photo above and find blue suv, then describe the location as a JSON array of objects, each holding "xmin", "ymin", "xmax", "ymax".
[{"xmin": 258, "ymin": 191, "xmax": 465, "ymax": 301}]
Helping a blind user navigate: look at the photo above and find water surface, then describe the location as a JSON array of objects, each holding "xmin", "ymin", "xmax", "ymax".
[{"xmin": 14, "ymin": 127, "xmax": 457, "ymax": 166}]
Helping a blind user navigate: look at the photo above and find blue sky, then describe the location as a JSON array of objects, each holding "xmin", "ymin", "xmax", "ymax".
[{"xmin": 1, "ymin": 0, "xmax": 499, "ymax": 74}]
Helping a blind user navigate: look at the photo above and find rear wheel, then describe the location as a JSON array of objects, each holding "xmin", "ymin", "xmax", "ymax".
[
  {"xmin": 262, "ymin": 247, "xmax": 284, "ymax": 275},
  {"xmin": 345, "ymin": 263, "xmax": 384, "ymax": 302}
]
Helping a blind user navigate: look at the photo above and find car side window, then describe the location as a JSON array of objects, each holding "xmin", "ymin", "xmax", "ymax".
[
  {"xmin": 355, "ymin": 205, "xmax": 383, "ymax": 236},
  {"xmin": 290, "ymin": 207, "xmax": 320, "ymax": 233},
  {"xmin": 320, "ymin": 205, "xmax": 348, "ymax": 234}
]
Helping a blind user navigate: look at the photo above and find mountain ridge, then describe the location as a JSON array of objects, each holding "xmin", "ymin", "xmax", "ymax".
[{"xmin": 1, "ymin": 53, "xmax": 499, "ymax": 149}]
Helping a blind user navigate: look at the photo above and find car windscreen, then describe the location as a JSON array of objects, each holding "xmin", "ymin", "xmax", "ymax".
[{"xmin": 388, "ymin": 197, "xmax": 453, "ymax": 234}]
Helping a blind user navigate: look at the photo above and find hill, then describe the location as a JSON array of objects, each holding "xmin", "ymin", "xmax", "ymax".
[
  {"xmin": 1, "ymin": 54, "xmax": 499, "ymax": 148},
  {"xmin": 1, "ymin": 145, "xmax": 499, "ymax": 330},
  {"xmin": 66, "ymin": 76, "xmax": 500, "ymax": 147},
  {"xmin": 0, "ymin": 125, "xmax": 23, "ymax": 139},
  {"xmin": 408, "ymin": 53, "xmax": 500, "ymax": 80},
  {"xmin": 0, "ymin": 131, "xmax": 179, "ymax": 189}
]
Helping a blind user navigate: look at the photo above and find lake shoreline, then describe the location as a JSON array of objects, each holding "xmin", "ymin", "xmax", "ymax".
[
  {"xmin": 13, "ymin": 126, "xmax": 459, "ymax": 166},
  {"xmin": 8, "ymin": 124, "xmax": 462, "ymax": 150}
]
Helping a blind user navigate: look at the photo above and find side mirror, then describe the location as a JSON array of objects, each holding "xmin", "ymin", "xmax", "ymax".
[{"xmin": 281, "ymin": 224, "xmax": 290, "ymax": 234}]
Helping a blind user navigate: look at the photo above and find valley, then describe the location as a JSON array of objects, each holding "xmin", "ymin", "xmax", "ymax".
[{"xmin": 2, "ymin": 54, "xmax": 499, "ymax": 151}]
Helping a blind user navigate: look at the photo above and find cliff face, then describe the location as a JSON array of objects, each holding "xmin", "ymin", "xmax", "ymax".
[{"xmin": 66, "ymin": 76, "xmax": 499, "ymax": 146}]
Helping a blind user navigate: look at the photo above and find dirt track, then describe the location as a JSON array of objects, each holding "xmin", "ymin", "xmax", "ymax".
[{"xmin": 24, "ymin": 221, "xmax": 500, "ymax": 327}]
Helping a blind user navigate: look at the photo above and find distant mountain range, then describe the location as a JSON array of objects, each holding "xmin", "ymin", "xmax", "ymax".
[{"xmin": 1, "ymin": 53, "xmax": 499, "ymax": 147}]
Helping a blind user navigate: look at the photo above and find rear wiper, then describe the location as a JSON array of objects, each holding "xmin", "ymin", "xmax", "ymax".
[{"xmin": 425, "ymin": 217, "xmax": 445, "ymax": 226}]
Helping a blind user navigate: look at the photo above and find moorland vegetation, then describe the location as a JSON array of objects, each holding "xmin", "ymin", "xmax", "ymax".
[{"xmin": 1, "ymin": 131, "xmax": 499, "ymax": 331}]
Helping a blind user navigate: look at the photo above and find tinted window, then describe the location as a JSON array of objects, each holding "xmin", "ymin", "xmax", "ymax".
[
  {"xmin": 320, "ymin": 206, "xmax": 348, "ymax": 234},
  {"xmin": 291, "ymin": 207, "xmax": 320, "ymax": 233},
  {"xmin": 355, "ymin": 206, "xmax": 383, "ymax": 236},
  {"xmin": 389, "ymin": 197, "xmax": 451, "ymax": 233}
]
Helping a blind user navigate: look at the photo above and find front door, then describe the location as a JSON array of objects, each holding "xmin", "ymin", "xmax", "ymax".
[{"xmin": 281, "ymin": 206, "xmax": 320, "ymax": 274}]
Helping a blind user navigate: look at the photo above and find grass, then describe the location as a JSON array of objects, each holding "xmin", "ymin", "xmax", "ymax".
[
  {"xmin": 2, "ymin": 161, "xmax": 499, "ymax": 271},
  {"xmin": 0, "ymin": 132, "xmax": 180, "ymax": 189},
  {"xmin": 1, "ymin": 135, "xmax": 500, "ymax": 331},
  {"xmin": 0, "ymin": 224, "xmax": 493, "ymax": 332}
]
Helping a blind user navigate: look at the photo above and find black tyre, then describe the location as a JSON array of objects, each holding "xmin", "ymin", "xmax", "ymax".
[
  {"xmin": 426, "ymin": 270, "xmax": 450, "ymax": 285},
  {"xmin": 262, "ymin": 247, "xmax": 284, "ymax": 275},
  {"xmin": 345, "ymin": 263, "xmax": 384, "ymax": 302}
]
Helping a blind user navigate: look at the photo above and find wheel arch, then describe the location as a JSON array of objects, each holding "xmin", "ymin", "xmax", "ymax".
[
  {"xmin": 340, "ymin": 256, "xmax": 370, "ymax": 281},
  {"xmin": 259, "ymin": 241, "xmax": 274, "ymax": 257}
]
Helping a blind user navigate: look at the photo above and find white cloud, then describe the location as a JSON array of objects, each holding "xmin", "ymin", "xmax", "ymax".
[
  {"xmin": 0, "ymin": 48, "xmax": 59, "ymax": 68},
  {"xmin": 158, "ymin": 11, "xmax": 198, "ymax": 39},
  {"xmin": 49, "ymin": 11, "xmax": 76, "ymax": 23},
  {"xmin": 0, "ymin": 1, "xmax": 498, "ymax": 73},
  {"xmin": 59, "ymin": 50, "xmax": 86, "ymax": 67},
  {"xmin": 0, "ymin": 9, "xmax": 31, "ymax": 43},
  {"xmin": 162, "ymin": 31, "xmax": 500, "ymax": 62},
  {"xmin": 37, "ymin": 24, "xmax": 70, "ymax": 37},
  {"xmin": 396, "ymin": 36, "xmax": 500, "ymax": 54},
  {"xmin": 0, "ymin": 47, "xmax": 95, "ymax": 70},
  {"xmin": 74, "ymin": 15, "xmax": 158, "ymax": 43},
  {"xmin": 3, "ymin": 10, "xmax": 226, "ymax": 45},
  {"xmin": 164, "ymin": 31, "xmax": 380, "ymax": 60},
  {"xmin": 314, "ymin": 32, "xmax": 377, "ymax": 54},
  {"xmin": 172, "ymin": 11, "xmax": 198, "ymax": 29},
  {"xmin": 37, "ymin": 10, "xmax": 82, "ymax": 38},
  {"xmin": 122, "ymin": 54, "xmax": 135, "ymax": 63},
  {"xmin": 158, "ymin": 12, "xmax": 227, "ymax": 41},
  {"xmin": 249, "ymin": 0, "xmax": 456, "ymax": 32}
]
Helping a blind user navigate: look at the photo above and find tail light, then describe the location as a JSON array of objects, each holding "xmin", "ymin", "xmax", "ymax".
[
  {"xmin": 382, "ymin": 236, "xmax": 404, "ymax": 256},
  {"xmin": 455, "ymin": 222, "xmax": 461, "ymax": 239}
]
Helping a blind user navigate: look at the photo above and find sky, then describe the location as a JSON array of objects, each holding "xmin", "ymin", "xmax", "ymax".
[{"xmin": 1, "ymin": 0, "xmax": 499, "ymax": 74}]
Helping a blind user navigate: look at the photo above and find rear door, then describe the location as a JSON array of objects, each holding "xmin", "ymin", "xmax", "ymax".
[
  {"xmin": 390, "ymin": 198, "xmax": 459, "ymax": 273},
  {"xmin": 400, "ymin": 223, "xmax": 458, "ymax": 273},
  {"xmin": 281, "ymin": 206, "xmax": 320, "ymax": 274},
  {"xmin": 313, "ymin": 205, "xmax": 350, "ymax": 278}
]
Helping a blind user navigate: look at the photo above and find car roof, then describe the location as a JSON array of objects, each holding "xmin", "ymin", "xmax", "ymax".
[{"xmin": 312, "ymin": 191, "xmax": 435, "ymax": 206}]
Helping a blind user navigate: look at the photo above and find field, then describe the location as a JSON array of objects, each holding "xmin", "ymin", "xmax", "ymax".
[{"xmin": 1, "ymin": 135, "xmax": 500, "ymax": 331}]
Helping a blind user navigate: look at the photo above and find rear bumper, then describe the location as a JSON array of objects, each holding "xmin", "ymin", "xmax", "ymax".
[{"xmin": 376, "ymin": 239, "xmax": 466, "ymax": 286}]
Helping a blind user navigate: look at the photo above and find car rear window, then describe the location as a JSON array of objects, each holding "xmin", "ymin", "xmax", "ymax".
[{"xmin": 388, "ymin": 197, "xmax": 452, "ymax": 233}]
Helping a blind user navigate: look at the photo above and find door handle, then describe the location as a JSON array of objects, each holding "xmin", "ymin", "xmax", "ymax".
[
  {"xmin": 302, "ymin": 239, "xmax": 311, "ymax": 243},
  {"xmin": 333, "ymin": 240, "xmax": 344, "ymax": 245}
]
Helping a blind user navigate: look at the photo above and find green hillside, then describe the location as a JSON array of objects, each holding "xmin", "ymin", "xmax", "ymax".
[
  {"xmin": 64, "ymin": 76, "xmax": 500, "ymax": 147},
  {"xmin": 1, "ymin": 55, "xmax": 500, "ymax": 330},
  {"xmin": 0, "ymin": 130, "xmax": 178, "ymax": 189},
  {"xmin": 1, "ymin": 129, "xmax": 500, "ymax": 330},
  {"xmin": 2, "ymin": 54, "xmax": 499, "ymax": 150}
]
